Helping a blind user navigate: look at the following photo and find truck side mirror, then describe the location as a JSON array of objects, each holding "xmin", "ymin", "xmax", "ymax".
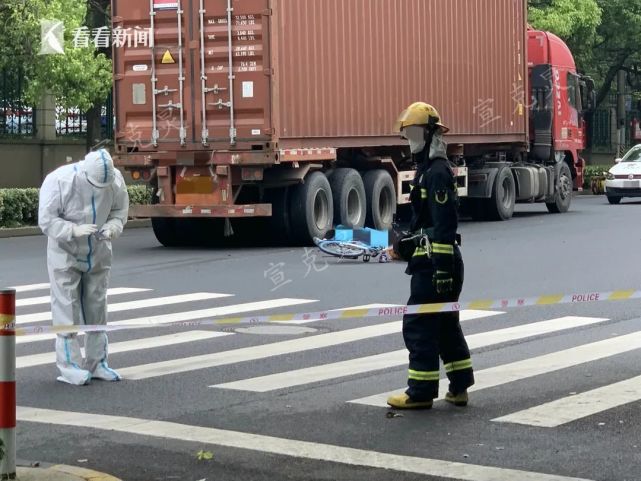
[{"xmin": 615, "ymin": 158, "xmax": 622, "ymax": 163}]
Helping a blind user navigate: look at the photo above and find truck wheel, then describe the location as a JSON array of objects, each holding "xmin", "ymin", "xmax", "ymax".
[
  {"xmin": 290, "ymin": 171, "xmax": 334, "ymax": 245},
  {"xmin": 265, "ymin": 187, "xmax": 292, "ymax": 245},
  {"xmin": 363, "ymin": 169, "xmax": 396, "ymax": 230},
  {"xmin": 152, "ymin": 218, "xmax": 184, "ymax": 247},
  {"xmin": 486, "ymin": 166, "xmax": 515, "ymax": 221},
  {"xmin": 329, "ymin": 168, "xmax": 366, "ymax": 228},
  {"xmin": 546, "ymin": 163, "xmax": 572, "ymax": 214},
  {"xmin": 607, "ymin": 195, "xmax": 622, "ymax": 205}
]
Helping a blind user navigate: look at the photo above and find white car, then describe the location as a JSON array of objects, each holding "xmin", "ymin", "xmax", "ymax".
[{"xmin": 605, "ymin": 145, "xmax": 641, "ymax": 204}]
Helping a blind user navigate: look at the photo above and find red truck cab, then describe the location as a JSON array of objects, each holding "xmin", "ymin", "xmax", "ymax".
[{"xmin": 528, "ymin": 29, "xmax": 594, "ymax": 189}]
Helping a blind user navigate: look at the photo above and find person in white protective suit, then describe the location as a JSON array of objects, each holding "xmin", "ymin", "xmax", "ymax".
[{"xmin": 38, "ymin": 149, "xmax": 129, "ymax": 385}]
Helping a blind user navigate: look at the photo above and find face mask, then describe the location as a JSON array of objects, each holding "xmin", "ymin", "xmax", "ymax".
[{"xmin": 403, "ymin": 125, "xmax": 426, "ymax": 154}]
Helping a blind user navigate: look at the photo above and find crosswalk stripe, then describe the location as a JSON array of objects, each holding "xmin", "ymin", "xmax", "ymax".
[
  {"xmin": 10, "ymin": 283, "xmax": 50, "ymax": 293},
  {"xmin": 214, "ymin": 316, "xmax": 609, "ymax": 393},
  {"xmin": 17, "ymin": 331, "xmax": 232, "ymax": 369},
  {"xmin": 16, "ymin": 292, "xmax": 234, "ymax": 325},
  {"xmin": 353, "ymin": 327, "xmax": 641, "ymax": 407},
  {"xmin": 17, "ymin": 407, "xmax": 593, "ymax": 481},
  {"xmin": 16, "ymin": 287, "xmax": 151, "ymax": 308},
  {"xmin": 493, "ymin": 374, "xmax": 641, "ymax": 427},
  {"xmin": 119, "ymin": 321, "xmax": 401, "ymax": 380},
  {"xmin": 15, "ymin": 298, "xmax": 317, "ymax": 345},
  {"xmin": 349, "ymin": 316, "xmax": 612, "ymax": 407},
  {"xmin": 109, "ymin": 298, "xmax": 317, "ymax": 327}
]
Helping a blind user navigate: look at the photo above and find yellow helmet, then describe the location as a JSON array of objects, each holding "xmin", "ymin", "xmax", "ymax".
[{"xmin": 393, "ymin": 102, "xmax": 450, "ymax": 134}]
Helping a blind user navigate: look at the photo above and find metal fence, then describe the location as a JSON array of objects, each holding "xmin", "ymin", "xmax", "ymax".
[
  {"xmin": 1, "ymin": 69, "xmax": 113, "ymax": 139},
  {"xmin": 0, "ymin": 70, "xmax": 35, "ymax": 136}
]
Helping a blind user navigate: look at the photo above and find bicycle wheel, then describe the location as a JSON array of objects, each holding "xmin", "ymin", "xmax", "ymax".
[{"xmin": 317, "ymin": 240, "xmax": 366, "ymax": 259}]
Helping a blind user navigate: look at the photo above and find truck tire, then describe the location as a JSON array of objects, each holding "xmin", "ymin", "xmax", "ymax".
[
  {"xmin": 290, "ymin": 171, "xmax": 334, "ymax": 245},
  {"xmin": 152, "ymin": 218, "xmax": 184, "ymax": 247},
  {"xmin": 485, "ymin": 166, "xmax": 516, "ymax": 221},
  {"xmin": 363, "ymin": 169, "xmax": 396, "ymax": 230},
  {"xmin": 329, "ymin": 168, "xmax": 366, "ymax": 228},
  {"xmin": 607, "ymin": 195, "xmax": 622, "ymax": 205},
  {"xmin": 265, "ymin": 187, "xmax": 292, "ymax": 245},
  {"xmin": 546, "ymin": 162, "xmax": 572, "ymax": 214}
]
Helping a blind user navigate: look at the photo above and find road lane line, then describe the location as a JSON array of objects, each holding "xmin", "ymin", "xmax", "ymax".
[
  {"xmin": 214, "ymin": 316, "xmax": 609, "ymax": 393},
  {"xmin": 16, "ymin": 292, "xmax": 234, "ymax": 325},
  {"xmin": 493, "ymin": 374, "xmax": 641, "ymax": 427},
  {"xmin": 17, "ymin": 331, "xmax": 232, "ymax": 369},
  {"xmin": 17, "ymin": 407, "xmax": 593, "ymax": 481},
  {"xmin": 120, "ymin": 321, "xmax": 401, "ymax": 380},
  {"xmin": 350, "ymin": 316, "xmax": 615, "ymax": 407},
  {"xmin": 16, "ymin": 287, "xmax": 151, "ymax": 307}
]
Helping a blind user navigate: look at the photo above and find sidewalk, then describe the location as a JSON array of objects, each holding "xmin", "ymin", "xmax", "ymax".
[{"xmin": 16, "ymin": 462, "xmax": 121, "ymax": 481}]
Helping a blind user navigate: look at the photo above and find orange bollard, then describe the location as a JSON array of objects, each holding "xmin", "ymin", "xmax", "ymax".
[{"xmin": 0, "ymin": 289, "xmax": 16, "ymax": 480}]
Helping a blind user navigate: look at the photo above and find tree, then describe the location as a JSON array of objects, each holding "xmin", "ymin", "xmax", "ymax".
[
  {"xmin": 529, "ymin": 0, "xmax": 602, "ymax": 39},
  {"xmin": 529, "ymin": 0, "xmax": 641, "ymax": 109},
  {"xmin": 0, "ymin": 0, "xmax": 111, "ymax": 147},
  {"xmin": 588, "ymin": 0, "xmax": 641, "ymax": 107}
]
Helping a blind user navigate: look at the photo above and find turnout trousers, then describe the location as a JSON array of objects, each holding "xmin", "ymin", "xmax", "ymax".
[{"xmin": 402, "ymin": 249, "xmax": 474, "ymax": 401}]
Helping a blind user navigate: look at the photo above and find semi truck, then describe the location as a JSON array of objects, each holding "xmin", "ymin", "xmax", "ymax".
[{"xmin": 111, "ymin": 0, "xmax": 595, "ymax": 246}]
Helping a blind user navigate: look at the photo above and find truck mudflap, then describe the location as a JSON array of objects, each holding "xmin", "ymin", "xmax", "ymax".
[{"xmin": 130, "ymin": 204, "xmax": 272, "ymax": 218}]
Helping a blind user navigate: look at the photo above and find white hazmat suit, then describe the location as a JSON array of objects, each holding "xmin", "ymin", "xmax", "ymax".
[{"xmin": 38, "ymin": 149, "xmax": 129, "ymax": 385}]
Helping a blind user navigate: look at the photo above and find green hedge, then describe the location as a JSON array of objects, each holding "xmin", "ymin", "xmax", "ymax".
[{"xmin": 0, "ymin": 185, "xmax": 152, "ymax": 229}]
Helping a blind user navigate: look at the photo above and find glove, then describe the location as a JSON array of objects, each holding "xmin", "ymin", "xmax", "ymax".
[
  {"xmin": 433, "ymin": 269, "xmax": 454, "ymax": 295},
  {"xmin": 98, "ymin": 224, "xmax": 117, "ymax": 240},
  {"xmin": 71, "ymin": 224, "xmax": 98, "ymax": 238}
]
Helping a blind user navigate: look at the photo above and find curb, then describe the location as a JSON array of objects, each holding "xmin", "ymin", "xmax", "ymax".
[
  {"xmin": 16, "ymin": 463, "xmax": 121, "ymax": 481},
  {"xmin": 0, "ymin": 219, "xmax": 151, "ymax": 239}
]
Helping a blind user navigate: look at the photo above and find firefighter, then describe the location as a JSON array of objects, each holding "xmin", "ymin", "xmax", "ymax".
[{"xmin": 387, "ymin": 102, "xmax": 474, "ymax": 409}]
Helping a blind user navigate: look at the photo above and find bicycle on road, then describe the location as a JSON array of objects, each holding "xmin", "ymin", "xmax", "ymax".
[{"xmin": 313, "ymin": 237, "xmax": 387, "ymax": 262}]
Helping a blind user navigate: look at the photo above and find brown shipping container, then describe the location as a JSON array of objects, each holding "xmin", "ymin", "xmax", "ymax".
[{"xmin": 112, "ymin": 0, "xmax": 528, "ymax": 152}]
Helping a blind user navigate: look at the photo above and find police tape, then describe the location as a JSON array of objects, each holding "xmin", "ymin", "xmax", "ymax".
[{"xmin": 4, "ymin": 288, "xmax": 641, "ymax": 337}]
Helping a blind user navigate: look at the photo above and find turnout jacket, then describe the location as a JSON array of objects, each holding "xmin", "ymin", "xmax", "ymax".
[{"xmin": 406, "ymin": 136, "xmax": 459, "ymax": 275}]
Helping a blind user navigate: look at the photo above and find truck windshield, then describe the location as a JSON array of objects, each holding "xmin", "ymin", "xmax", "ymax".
[{"xmin": 623, "ymin": 148, "xmax": 641, "ymax": 162}]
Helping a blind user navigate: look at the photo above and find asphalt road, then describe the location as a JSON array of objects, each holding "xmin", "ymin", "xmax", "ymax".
[{"xmin": 3, "ymin": 195, "xmax": 641, "ymax": 481}]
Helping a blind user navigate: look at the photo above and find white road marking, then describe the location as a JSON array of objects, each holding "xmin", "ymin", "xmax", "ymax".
[
  {"xmin": 16, "ymin": 292, "xmax": 234, "ymax": 325},
  {"xmin": 349, "ymin": 316, "xmax": 612, "ymax": 407},
  {"xmin": 9, "ymin": 283, "xmax": 50, "ymax": 293},
  {"xmin": 15, "ymin": 298, "xmax": 317, "ymax": 345},
  {"xmin": 119, "ymin": 321, "xmax": 401, "ymax": 380},
  {"xmin": 493, "ymin": 375, "xmax": 641, "ymax": 427},
  {"xmin": 16, "ymin": 287, "xmax": 151, "ymax": 307},
  {"xmin": 109, "ymin": 298, "xmax": 317, "ymax": 327},
  {"xmin": 17, "ymin": 331, "xmax": 232, "ymax": 369},
  {"xmin": 17, "ymin": 407, "xmax": 593, "ymax": 481}
]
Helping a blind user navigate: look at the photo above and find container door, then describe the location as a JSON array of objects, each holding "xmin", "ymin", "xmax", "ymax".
[
  {"xmin": 196, "ymin": 0, "xmax": 272, "ymax": 147},
  {"xmin": 113, "ymin": 0, "xmax": 192, "ymax": 149}
]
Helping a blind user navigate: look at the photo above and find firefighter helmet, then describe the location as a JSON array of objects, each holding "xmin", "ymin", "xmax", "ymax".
[{"xmin": 393, "ymin": 102, "xmax": 449, "ymax": 134}]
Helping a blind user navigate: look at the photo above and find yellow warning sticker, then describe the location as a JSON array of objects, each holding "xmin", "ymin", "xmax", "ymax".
[{"xmin": 161, "ymin": 50, "xmax": 175, "ymax": 64}]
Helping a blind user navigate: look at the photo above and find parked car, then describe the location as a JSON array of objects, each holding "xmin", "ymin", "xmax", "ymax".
[{"xmin": 605, "ymin": 145, "xmax": 641, "ymax": 204}]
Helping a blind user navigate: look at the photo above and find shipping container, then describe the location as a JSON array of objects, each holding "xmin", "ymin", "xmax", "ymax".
[{"xmin": 111, "ymin": 0, "xmax": 592, "ymax": 246}]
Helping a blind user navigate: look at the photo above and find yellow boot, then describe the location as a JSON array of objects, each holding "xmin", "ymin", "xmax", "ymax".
[
  {"xmin": 386, "ymin": 392, "xmax": 433, "ymax": 410},
  {"xmin": 445, "ymin": 391, "xmax": 468, "ymax": 407}
]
